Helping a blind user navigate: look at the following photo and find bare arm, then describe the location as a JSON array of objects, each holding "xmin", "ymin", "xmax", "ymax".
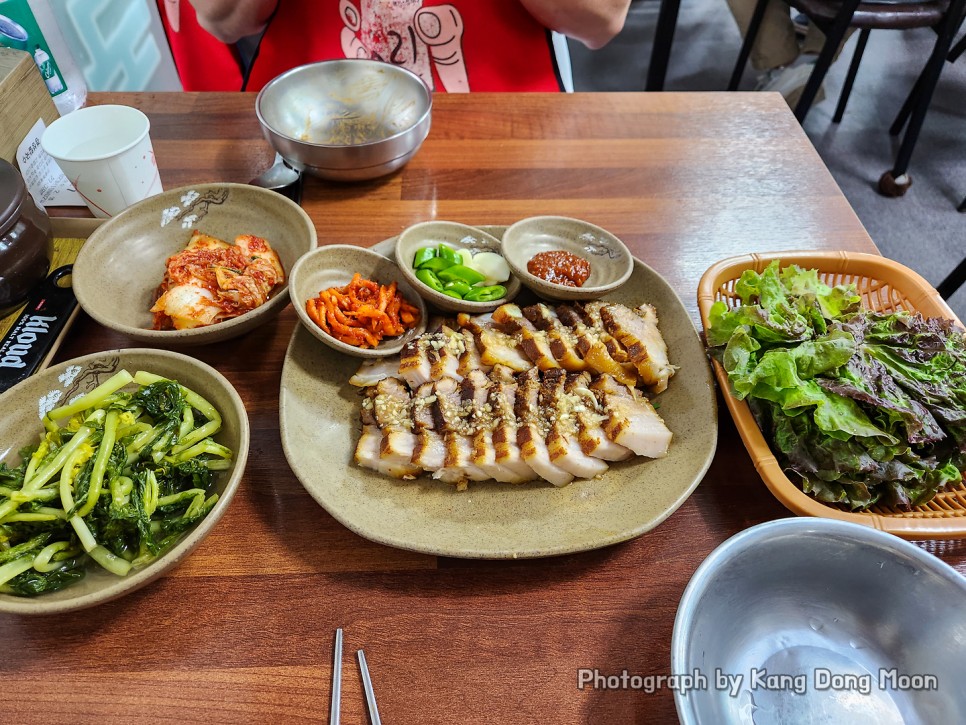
[
  {"xmin": 519, "ymin": 0, "xmax": 631, "ymax": 49},
  {"xmin": 187, "ymin": 0, "xmax": 278, "ymax": 43}
]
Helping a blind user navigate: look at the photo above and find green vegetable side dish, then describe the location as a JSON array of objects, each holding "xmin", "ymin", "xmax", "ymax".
[
  {"xmin": 411, "ymin": 244, "xmax": 509, "ymax": 302},
  {"xmin": 0, "ymin": 369, "xmax": 232, "ymax": 597},
  {"xmin": 707, "ymin": 261, "xmax": 966, "ymax": 512}
]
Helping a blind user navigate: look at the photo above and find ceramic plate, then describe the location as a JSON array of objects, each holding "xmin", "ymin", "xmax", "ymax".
[
  {"xmin": 279, "ymin": 230, "xmax": 717, "ymax": 558},
  {"xmin": 0, "ymin": 348, "xmax": 249, "ymax": 614}
]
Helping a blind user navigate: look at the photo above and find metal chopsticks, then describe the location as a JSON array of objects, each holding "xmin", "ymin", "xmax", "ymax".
[
  {"xmin": 329, "ymin": 629, "xmax": 381, "ymax": 725},
  {"xmin": 330, "ymin": 628, "xmax": 343, "ymax": 725},
  {"xmin": 357, "ymin": 649, "xmax": 382, "ymax": 725}
]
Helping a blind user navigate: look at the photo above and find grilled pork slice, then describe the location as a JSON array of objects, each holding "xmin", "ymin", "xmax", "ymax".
[
  {"xmin": 458, "ymin": 312, "xmax": 532, "ymax": 372},
  {"xmin": 456, "ymin": 328, "xmax": 492, "ymax": 378},
  {"xmin": 399, "ymin": 326, "xmax": 464, "ymax": 389},
  {"xmin": 432, "ymin": 376, "xmax": 490, "ymax": 487},
  {"xmin": 543, "ymin": 369, "xmax": 610, "ymax": 479},
  {"xmin": 591, "ymin": 375, "xmax": 672, "ymax": 458},
  {"xmin": 354, "ymin": 379, "xmax": 421, "ymax": 478},
  {"xmin": 556, "ymin": 305, "xmax": 639, "ymax": 388},
  {"xmin": 411, "ymin": 382, "xmax": 446, "ymax": 472},
  {"xmin": 515, "ymin": 368, "xmax": 574, "ymax": 487},
  {"xmin": 349, "ymin": 357, "xmax": 401, "ymax": 388},
  {"xmin": 349, "ymin": 327, "xmax": 482, "ymax": 388},
  {"xmin": 520, "ymin": 304, "xmax": 587, "ymax": 371},
  {"xmin": 492, "ymin": 305, "xmax": 560, "ymax": 370},
  {"xmin": 565, "ymin": 372, "xmax": 634, "ymax": 461},
  {"xmin": 600, "ymin": 303, "xmax": 675, "ymax": 394},
  {"xmin": 462, "ymin": 370, "xmax": 534, "ymax": 483},
  {"xmin": 486, "ymin": 366, "xmax": 538, "ymax": 483},
  {"xmin": 370, "ymin": 377, "xmax": 420, "ymax": 478}
]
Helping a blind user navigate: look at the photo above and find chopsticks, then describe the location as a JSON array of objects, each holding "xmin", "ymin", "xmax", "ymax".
[
  {"xmin": 329, "ymin": 628, "xmax": 382, "ymax": 725},
  {"xmin": 357, "ymin": 650, "xmax": 382, "ymax": 725},
  {"xmin": 330, "ymin": 628, "xmax": 343, "ymax": 724}
]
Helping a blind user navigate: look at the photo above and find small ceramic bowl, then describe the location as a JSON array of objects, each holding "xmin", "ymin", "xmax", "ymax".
[
  {"xmin": 0, "ymin": 348, "xmax": 249, "ymax": 615},
  {"xmin": 395, "ymin": 221, "xmax": 521, "ymax": 313},
  {"xmin": 501, "ymin": 216, "xmax": 634, "ymax": 301},
  {"xmin": 290, "ymin": 244, "xmax": 427, "ymax": 358},
  {"xmin": 72, "ymin": 183, "xmax": 317, "ymax": 345}
]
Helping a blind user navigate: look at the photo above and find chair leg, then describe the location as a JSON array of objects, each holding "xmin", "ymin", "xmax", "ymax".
[
  {"xmin": 793, "ymin": 0, "xmax": 863, "ymax": 122},
  {"xmin": 951, "ymin": 33, "xmax": 966, "ymax": 62},
  {"xmin": 891, "ymin": 15, "xmax": 966, "ymax": 135},
  {"xmin": 646, "ymin": 0, "xmax": 682, "ymax": 91},
  {"xmin": 728, "ymin": 0, "xmax": 770, "ymax": 90},
  {"xmin": 959, "ymin": 195, "xmax": 966, "ymax": 213},
  {"xmin": 881, "ymin": 0, "xmax": 966, "ymax": 183},
  {"xmin": 833, "ymin": 28, "xmax": 870, "ymax": 123},
  {"xmin": 936, "ymin": 256, "xmax": 966, "ymax": 299}
]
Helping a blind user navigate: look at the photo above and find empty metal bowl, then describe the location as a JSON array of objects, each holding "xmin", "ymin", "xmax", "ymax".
[
  {"xmin": 256, "ymin": 59, "xmax": 432, "ymax": 181},
  {"xmin": 672, "ymin": 518, "xmax": 966, "ymax": 724}
]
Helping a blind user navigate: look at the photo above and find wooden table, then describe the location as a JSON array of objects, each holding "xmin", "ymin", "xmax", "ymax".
[{"xmin": 5, "ymin": 92, "xmax": 964, "ymax": 724}]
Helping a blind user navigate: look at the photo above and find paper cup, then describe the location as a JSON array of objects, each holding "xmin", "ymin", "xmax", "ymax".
[{"xmin": 41, "ymin": 105, "xmax": 163, "ymax": 218}]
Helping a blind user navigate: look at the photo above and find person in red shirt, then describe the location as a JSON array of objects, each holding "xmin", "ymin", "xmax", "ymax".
[{"xmin": 159, "ymin": 0, "xmax": 630, "ymax": 92}]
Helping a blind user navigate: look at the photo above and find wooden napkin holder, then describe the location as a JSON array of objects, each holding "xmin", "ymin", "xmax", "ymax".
[{"xmin": 0, "ymin": 47, "xmax": 60, "ymax": 165}]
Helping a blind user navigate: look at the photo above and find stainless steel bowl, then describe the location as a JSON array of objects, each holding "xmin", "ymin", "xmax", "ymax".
[
  {"xmin": 255, "ymin": 59, "xmax": 432, "ymax": 181},
  {"xmin": 672, "ymin": 518, "xmax": 966, "ymax": 725}
]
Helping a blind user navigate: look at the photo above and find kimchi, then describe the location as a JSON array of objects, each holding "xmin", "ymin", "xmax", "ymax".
[{"xmin": 151, "ymin": 231, "xmax": 285, "ymax": 330}]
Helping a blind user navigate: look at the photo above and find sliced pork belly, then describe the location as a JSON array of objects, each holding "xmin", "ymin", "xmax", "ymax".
[
  {"xmin": 456, "ymin": 328, "xmax": 492, "ymax": 378},
  {"xmin": 600, "ymin": 303, "xmax": 675, "ymax": 394},
  {"xmin": 370, "ymin": 377, "xmax": 421, "ymax": 478},
  {"xmin": 398, "ymin": 326, "xmax": 464, "ymax": 388},
  {"xmin": 521, "ymin": 304, "xmax": 587, "ymax": 371},
  {"xmin": 355, "ymin": 425, "xmax": 422, "ymax": 479},
  {"xmin": 486, "ymin": 366, "xmax": 538, "ymax": 483},
  {"xmin": 515, "ymin": 368, "xmax": 574, "ymax": 487},
  {"xmin": 349, "ymin": 357, "xmax": 400, "ymax": 388},
  {"xmin": 432, "ymin": 376, "xmax": 490, "ymax": 488},
  {"xmin": 542, "ymin": 369, "xmax": 610, "ymax": 479},
  {"xmin": 591, "ymin": 375, "xmax": 672, "ymax": 458},
  {"xmin": 411, "ymin": 382, "xmax": 446, "ymax": 472},
  {"xmin": 462, "ymin": 370, "xmax": 533, "ymax": 483},
  {"xmin": 491, "ymin": 304, "xmax": 560, "ymax": 370},
  {"xmin": 565, "ymin": 372, "xmax": 634, "ymax": 461},
  {"xmin": 556, "ymin": 305, "xmax": 639, "ymax": 388}
]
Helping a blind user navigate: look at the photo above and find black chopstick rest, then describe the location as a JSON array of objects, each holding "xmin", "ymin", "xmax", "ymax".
[{"xmin": 0, "ymin": 266, "xmax": 77, "ymax": 393}]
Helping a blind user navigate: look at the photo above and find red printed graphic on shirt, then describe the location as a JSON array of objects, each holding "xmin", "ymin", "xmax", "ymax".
[{"xmin": 338, "ymin": 0, "xmax": 467, "ymax": 91}]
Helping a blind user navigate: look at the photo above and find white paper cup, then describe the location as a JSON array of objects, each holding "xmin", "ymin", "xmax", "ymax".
[{"xmin": 40, "ymin": 105, "xmax": 163, "ymax": 218}]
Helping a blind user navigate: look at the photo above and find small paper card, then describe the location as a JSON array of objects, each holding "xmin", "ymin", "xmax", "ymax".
[{"xmin": 16, "ymin": 118, "xmax": 85, "ymax": 208}]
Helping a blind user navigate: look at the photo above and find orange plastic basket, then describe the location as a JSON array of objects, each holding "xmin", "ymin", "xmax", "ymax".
[{"xmin": 697, "ymin": 251, "xmax": 966, "ymax": 539}]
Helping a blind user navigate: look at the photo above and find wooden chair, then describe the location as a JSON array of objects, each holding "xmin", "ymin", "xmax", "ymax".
[{"xmin": 728, "ymin": 0, "xmax": 957, "ymax": 125}]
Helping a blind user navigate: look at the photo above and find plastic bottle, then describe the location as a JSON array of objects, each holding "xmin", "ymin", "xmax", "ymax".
[{"xmin": 0, "ymin": 0, "xmax": 86, "ymax": 114}]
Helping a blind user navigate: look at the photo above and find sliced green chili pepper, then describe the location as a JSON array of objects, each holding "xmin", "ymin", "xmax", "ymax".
[
  {"xmin": 464, "ymin": 285, "xmax": 507, "ymax": 302},
  {"xmin": 412, "ymin": 247, "xmax": 437, "ymax": 268},
  {"xmin": 437, "ymin": 264, "xmax": 486, "ymax": 286},
  {"xmin": 443, "ymin": 280, "xmax": 473, "ymax": 297},
  {"xmin": 415, "ymin": 268, "xmax": 445, "ymax": 293},
  {"xmin": 437, "ymin": 244, "xmax": 460, "ymax": 266},
  {"xmin": 441, "ymin": 289, "xmax": 464, "ymax": 300},
  {"xmin": 418, "ymin": 256, "xmax": 454, "ymax": 273}
]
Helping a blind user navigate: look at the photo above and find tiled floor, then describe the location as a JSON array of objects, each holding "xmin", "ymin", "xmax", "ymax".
[{"xmin": 569, "ymin": 0, "xmax": 966, "ymax": 318}]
